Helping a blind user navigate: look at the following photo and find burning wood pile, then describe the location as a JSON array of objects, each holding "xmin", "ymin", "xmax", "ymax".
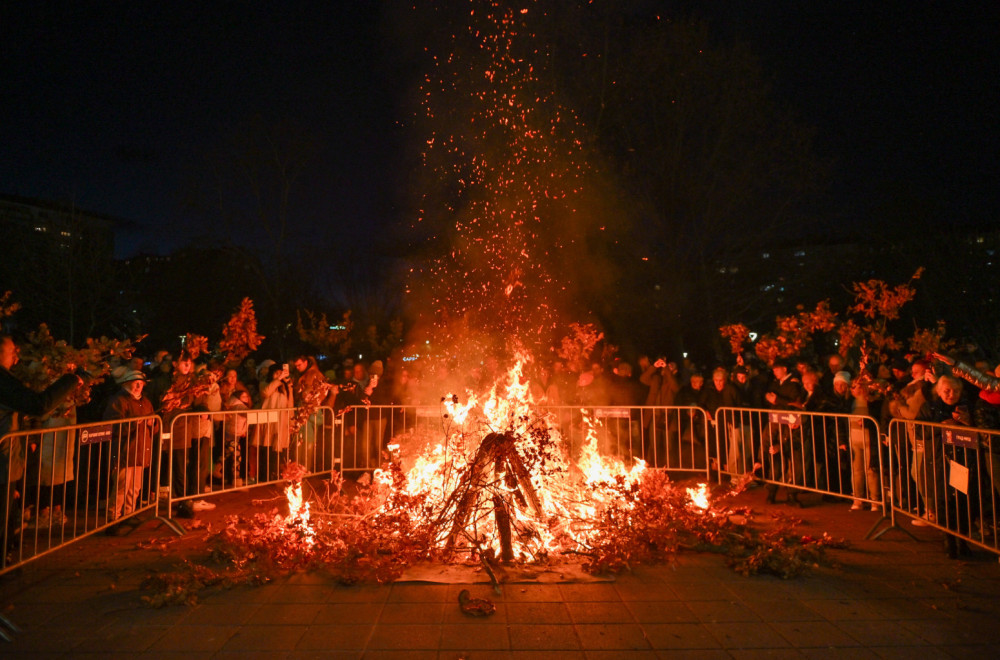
[{"xmin": 141, "ymin": 358, "xmax": 846, "ymax": 607}]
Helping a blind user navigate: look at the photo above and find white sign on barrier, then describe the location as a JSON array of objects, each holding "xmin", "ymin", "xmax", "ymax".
[
  {"xmin": 768, "ymin": 412, "xmax": 800, "ymax": 426},
  {"xmin": 594, "ymin": 408, "xmax": 630, "ymax": 419},
  {"xmin": 949, "ymin": 460, "xmax": 970, "ymax": 494}
]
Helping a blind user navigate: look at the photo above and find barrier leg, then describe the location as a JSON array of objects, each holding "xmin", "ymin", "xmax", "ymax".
[{"xmin": 0, "ymin": 612, "xmax": 22, "ymax": 642}]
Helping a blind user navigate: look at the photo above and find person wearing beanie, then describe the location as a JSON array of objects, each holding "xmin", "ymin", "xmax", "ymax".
[{"xmin": 103, "ymin": 368, "xmax": 156, "ymax": 528}]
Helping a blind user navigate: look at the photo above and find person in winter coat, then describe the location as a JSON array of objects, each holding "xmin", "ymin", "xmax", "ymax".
[
  {"xmin": 102, "ymin": 369, "xmax": 156, "ymax": 522},
  {"xmin": 250, "ymin": 362, "xmax": 294, "ymax": 482},
  {"xmin": 701, "ymin": 367, "xmax": 746, "ymax": 475},
  {"xmin": 159, "ymin": 353, "xmax": 216, "ymax": 517},
  {"xmin": 762, "ymin": 359, "xmax": 805, "ymax": 505},
  {"xmin": 0, "ymin": 334, "xmax": 86, "ymax": 551}
]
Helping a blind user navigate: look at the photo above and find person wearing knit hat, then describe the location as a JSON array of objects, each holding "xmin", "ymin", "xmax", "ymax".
[
  {"xmin": 103, "ymin": 361, "xmax": 155, "ymax": 528},
  {"xmin": 833, "ymin": 371, "xmax": 851, "ymax": 387},
  {"xmin": 114, "ymin": 368, "xmax": 147, "ymax": 385}
]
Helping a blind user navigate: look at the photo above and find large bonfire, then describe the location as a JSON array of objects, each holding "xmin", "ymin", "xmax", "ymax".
[{"xmin": 141, "ymin": 2, "xmax": 844, "ymax": 606}]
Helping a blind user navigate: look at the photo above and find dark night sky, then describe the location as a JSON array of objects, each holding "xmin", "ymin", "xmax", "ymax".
[{"xmin": 3, "ymin": 1, "xmax": 997, "ymax": 259}]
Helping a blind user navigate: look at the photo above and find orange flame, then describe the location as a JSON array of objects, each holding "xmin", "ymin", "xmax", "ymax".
[
  {"xmin": 686, "ymin": 483, "xmax": 710, "ymax": 512},
  {"xmin": 284, "ymin": 482, "xmax": 315, "ymax": 545},
  {"xmin": 382, "ymin": 355, "xmax": 647, "ymax": 560}
]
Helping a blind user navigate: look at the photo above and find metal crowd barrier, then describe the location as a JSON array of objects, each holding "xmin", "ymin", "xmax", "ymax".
[
  {"xmin": 332, "ymin": 404, "xmax": 711, "ymax": 477},
  {"xmin": 1, "ymin": 414, "xmax": 161, "ymax": 576},
  {"xmin": 714, "ymin": 407, "xmax": 885, "ymax": 511},
  {"xmin": 335, "ymin": 405, "xmax": 466, "ymax": 473},
  {"xmin": 540, "ymin": 405, "xmax": 711, "ymax": 474},
  {"xmin": 885, "ymin": 418, "xmax": 1000, "ymax": 555},
  {"xmin": 7, "ymin": 400, "xmax": 999, "ymax": 576},
  {"xmin": 160, "ymin": 406, "xmax": 339, "ymax": 517}
]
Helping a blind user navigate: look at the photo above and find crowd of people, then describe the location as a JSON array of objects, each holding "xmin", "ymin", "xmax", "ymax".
[{"xmin": 4, "ymin": 328, "xmax": 1000, "ymax": 558}]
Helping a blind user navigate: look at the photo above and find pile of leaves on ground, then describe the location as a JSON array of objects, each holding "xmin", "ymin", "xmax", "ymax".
[
  {"xmin": 580, "ymin": 470, "xmax": 847, "ymax": 578},
  {"xmin": 140, "ymin": 466, "xmax": 847, "ymax": 607}
]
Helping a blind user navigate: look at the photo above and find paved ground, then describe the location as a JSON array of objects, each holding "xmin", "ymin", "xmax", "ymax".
[{"xmin": 1, "ymin": 483, "xmax": 999, "ymax": 659}]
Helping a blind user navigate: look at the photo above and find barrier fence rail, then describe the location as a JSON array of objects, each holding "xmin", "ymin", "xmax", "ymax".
[
  {"xmin": 714, "ymin": 406, "xmax": 885, "ymax": 512},
  {"xmin": 5, "ymin": 403, "xmax": 1000, "ymax": 576},
  {"xmin": 161, "ymin": 406, "xmax": 339, "ymax": 515},
  {"xmin": 1, "ymin": 414, "xmax": 161, "ymax": 575},
  {"xmin": 333, "ymin": 404, "xmax": 711, "ymax": 476},
  {"xmin": 886, "ymin": 418, "xmax": 1000, "ymax": 555}
]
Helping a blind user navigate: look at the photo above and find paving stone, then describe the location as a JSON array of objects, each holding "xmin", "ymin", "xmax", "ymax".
[
  {"xmin": 221, "ymin": 624, "xmax": 308, "ymax": 651},
  {"xmin": 264, "ymin": 584, "xmax": 331, "ymax": 603},
  {"xmin": 865, "ymin": 597, "xmax": 948, "ymax": 620},
  {"xmin": 507, "ymin": 651, "xmax": 586, "ymax": 660},
  {"xmin": 770, "ymin": 620, "xmax": 862, "ymax": 648},
  {"xmin": 798, "ymin": 648, "xmax": 878, "ymax": 659},
  {"xmin": 870, "ymin": 647, "xmax": 953, "ymax": 660},
  {"xmin": 288, "ymin": 652, "xmax": 362, "ymax": 660},
  {"xmin": 215, "ymin": 652, "xmax": 293, "ymax": 660},
  {"xmin": 439, "ymin": 622, "xmax": 510, "ymax": 649},
  {"xmin": 625, "ymin": 600, "xmax": 699, "ymax": 623},
  {"xmin": 247, "ymin": 602, "xmax": 322, "ymax": 626},
  {"xmin": 703, "ymin": 621, "xmax": 792, "ymax": 649},
  {"xmin": 504, "ymin": 601, "xmax": 572, "ymax": 624},
  {"xmin": 742, "ymin": 599, "xmax": 825, "ymax": 622},
  {"xmin": 71, "ymin": 622, "xmax": 170, "ymax": 653},
  {"xmin": 296, "ymin": 623, "xmax": 374, "ymax": 650},
  {"xmin": 387, "ymin": 584, "xmax": 452, "ymax": 603},
  {"xmin": 325, "ymin": 584, "xmax": 391, "ymax": 603},
  {"xmin": 378, "ymin": 602, "xmax": 446, "ymax": 624},
  {"xmin": 670, "ymin": 582, "xmax": 740, "ymax": 601},
  {"xmin": 833, "ymin": 620, "xmax": 925, "ymax": 647},
  {"xmin": 310, "ymin": 602, "xmax": 385, "ymax": 625},
  {"xmin": 179, "ymin": 601, "xmax": 262, "ymax": 625},
  {"xmin": 565, "ymin": 600, "xmax": 635, "ymax": 623},
  {"xmin": 802, "ymin": 598, "xmax": 883, "ymax": 621},
  {"xmin": 367, "ymin": 623, "xmax": 442, "ymax": 649},
  {"xmin": 436, "ymin": 651, "xmax": 512, "ymax": 660},
  {"xmin": 583, "ymin": 651, "xmax": 660, "ymax": 660},
  {"xmin": 503, "ymin": 584, "xmax": 564, "ymax": 602},
  {"xmin": 651, "ymin": 650, "xmax": 733, "ymax": 660},
  {"xmin": 508, "ymin": 624, "xmax": 581, "ymax": 650},
  {"xmin": 686, "ymin": 599, "xmax": 762, "ymax": 623},
  {"xmin": 361, "ymin": 652, "xmax": 437, "ymax": 660},
  {"xmin": 557, "ymin": 583, "xmax": 621, "ymax": 601},
  {"xmin": 642, "ymin": 623, "xmax": 721, "ymax": 649},
  {"xmin": 574, "ymin": 622, "xmax": 651, "ymax": 650},
  {"xmin": 147, "ymin": 624, "xmax": 238, "ymax": 652},
  {"xmin": 124, "ymin": 652, "xmax": 217, "ymax": 660},
  {"xmin": 728, "ymin": 650, "xmax": 806, "ymax": 660},
  {"xmin": 896, "ymin": 618, "xmax": 1000, "ymax": 646}
]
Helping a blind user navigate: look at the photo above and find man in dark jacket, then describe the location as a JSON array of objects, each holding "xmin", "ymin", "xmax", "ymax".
[
  {"xmin": 1, "ymin": 334, "xmax": 86, "ymax": 551},
  {"xmin": 763, "ymin": 359, "xmax": 805, "ymax": 504},
  {"xmin": 701, "ymin": 367, "xmax": 746, "ymax": 475}
]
